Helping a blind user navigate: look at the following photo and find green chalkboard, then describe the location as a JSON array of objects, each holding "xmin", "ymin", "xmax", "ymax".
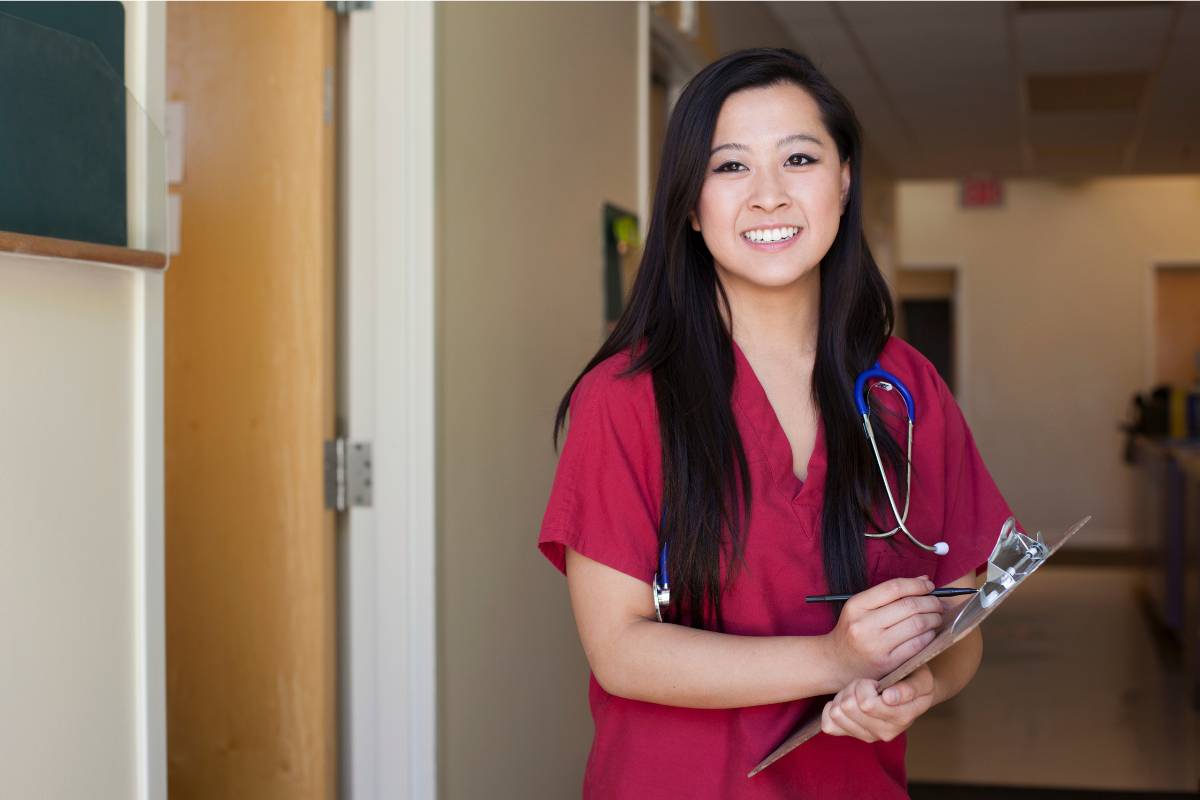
[{"xmin": 0, "ymin": 2, "xmax": 127, "ymax": 247}]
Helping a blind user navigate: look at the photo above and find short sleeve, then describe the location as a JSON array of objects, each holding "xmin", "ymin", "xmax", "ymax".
[
  {"xmin": 932, "ymin": 371, "xmax": 1021, "ymax": 588},
  {"xmin": 537, "ymin": 358, "xmax": 662, "ymax": 583}
]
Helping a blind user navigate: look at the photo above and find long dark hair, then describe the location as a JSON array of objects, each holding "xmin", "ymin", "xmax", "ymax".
[{"xmin": 552, "ymin": 48, "xmax": 902, "ymax": 628}]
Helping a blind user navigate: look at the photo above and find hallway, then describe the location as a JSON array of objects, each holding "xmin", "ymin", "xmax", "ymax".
[{"xmin": 908, "ymin": 565, "xmax": 1199, "ymax": 794}]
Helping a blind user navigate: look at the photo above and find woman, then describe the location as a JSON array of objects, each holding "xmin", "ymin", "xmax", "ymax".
[{"xmin": 537, "ymin": 48, "xmax": 1015, "ymax": 798}]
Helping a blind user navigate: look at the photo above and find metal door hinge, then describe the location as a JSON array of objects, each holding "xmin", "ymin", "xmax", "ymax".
[
  {"xmin": 325, "ymin": 439, "xmax": 373, "ymax": 511},
  {"xmin": 327, "ymin": 0, "xmax": 373, "ymax": 14}
]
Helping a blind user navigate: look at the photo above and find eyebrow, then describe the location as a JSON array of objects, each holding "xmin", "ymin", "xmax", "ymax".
[{"xmin": 710, "ymin": 132, "xmax": 825, "ymax": 157}]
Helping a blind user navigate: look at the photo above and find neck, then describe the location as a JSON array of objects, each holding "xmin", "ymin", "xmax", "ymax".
[{"xmin": 716, "ymin": 265, "xmax": 821, "ymax": 362}]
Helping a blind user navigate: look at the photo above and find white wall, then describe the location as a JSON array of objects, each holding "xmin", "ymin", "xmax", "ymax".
[
  {"xmin": 897, "ymin": 177, "xmax": 1200, "ymax": 548},
  {"xmin": 0, "ymin": 254, "xmax": 140, "ymax": 799}
]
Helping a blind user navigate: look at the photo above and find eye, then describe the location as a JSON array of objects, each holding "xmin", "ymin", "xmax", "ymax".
[{"xmin": 713, "ymin": 153, "xmax": 817, "ymax": 173}]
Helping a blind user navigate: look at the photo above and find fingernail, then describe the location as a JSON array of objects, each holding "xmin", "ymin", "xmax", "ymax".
[{"xmin": 884, "ymin": 689, "xmax": 898, "ymax": 703}]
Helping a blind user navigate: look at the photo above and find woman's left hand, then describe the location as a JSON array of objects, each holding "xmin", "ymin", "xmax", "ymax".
[{"xmin": 819, "ymin": 664, "xmax": 936, "ymax": 743}]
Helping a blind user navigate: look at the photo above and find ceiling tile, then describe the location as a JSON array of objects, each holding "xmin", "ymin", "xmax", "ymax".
[
  {"xmin": 1015, "ymin": 4, "xmax": 1174, "ymax": 73},
  {"xmin": 750, "ymin": 1, "xmax": 1197, "ymax": 178},
  {"xmin": 1026, "ymin": 73, "xmax": 1147, "ymax": 113},
  {"xmin": 1027, "ymin": 111, "xmax": 1138, "ymax": 148}
]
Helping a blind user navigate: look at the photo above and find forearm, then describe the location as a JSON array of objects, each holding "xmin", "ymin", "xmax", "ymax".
[
  {"xmin": 595, "ymin": 620, "xmax": 848, "ymax": 709},
  {"xmin": 926, "ymin": 627, "xmax": 982, "ymax": 706}
]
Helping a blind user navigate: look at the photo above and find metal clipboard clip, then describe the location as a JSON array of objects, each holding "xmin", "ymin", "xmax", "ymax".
[
  {"xmin": 978, "ymin": 517, "xmax": 1049, "ymax": 608},
  {"xmin": 949, "ymin": 515, "xmax": 1087, "ymax": 633}
]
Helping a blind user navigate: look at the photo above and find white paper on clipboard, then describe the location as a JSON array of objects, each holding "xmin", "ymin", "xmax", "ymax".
[{"xmin": 748, "ymin": 515, "xmax": 1092, "ymax": 778}]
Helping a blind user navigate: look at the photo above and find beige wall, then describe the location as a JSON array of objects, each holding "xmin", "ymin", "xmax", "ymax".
[
  {"xmin": 437, "ymin": 3, "xmax": 639, "ymax": 797},
  {"xmin": 862, "ymin": 142, "xmax": 898, "ymax": 287},
  {"xmin": 707, "ymin": 1, "xmax": 795, "ymax": 53},
  {"xmin": 0, "ymin": 254, "xmax": 139, "ymax": 799},
  {"xmin": 897, "ymin": 177, "xmax": 1200, "ymax": 548}
]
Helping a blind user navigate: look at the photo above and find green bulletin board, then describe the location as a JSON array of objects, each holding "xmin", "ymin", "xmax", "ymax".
[{"xmin": 0, "ymin": 2, "xmax": 128, "ymax": 246}]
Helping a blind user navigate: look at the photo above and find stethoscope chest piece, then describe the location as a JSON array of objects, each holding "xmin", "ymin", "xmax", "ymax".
[{"xmin": 653, "ymin": 539, "xmax": 670, "ymax": 621}]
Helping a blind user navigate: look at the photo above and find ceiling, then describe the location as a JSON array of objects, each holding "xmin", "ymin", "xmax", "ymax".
[{"xmin": 765, "ymin": 1, "xmax": 1200, "ymax": 178}]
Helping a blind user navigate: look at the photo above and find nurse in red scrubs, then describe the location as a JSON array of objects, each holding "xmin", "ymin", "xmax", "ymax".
[{"xmin": 538, "ymin": 47, "xmax": 1015, "ymax": 799}]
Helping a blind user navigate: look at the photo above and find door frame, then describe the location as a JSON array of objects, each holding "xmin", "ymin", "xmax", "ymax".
[
  {"xmin": 340, "ymin": 4, "xmax": 438, "ymax": 799},
  {"xmin": 126, "ymin": 4, "xmax": 167, "ymax": 799},
  {"xmin": 895, "ymin": 263, "xmax": 969, "ymax": 417}
]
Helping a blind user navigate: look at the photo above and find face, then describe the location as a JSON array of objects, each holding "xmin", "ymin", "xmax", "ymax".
[{"xmin": 689, "ymin": 82, "xmax": 850, "ymax": 291}]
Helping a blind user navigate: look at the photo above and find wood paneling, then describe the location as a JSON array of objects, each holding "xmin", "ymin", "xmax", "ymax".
[
  {"xmin": 0, "ymin": 230, "xmax": 167, "ymax": 270},
  {"xmin": 164, "ymin": 4, "xmax": 336, "ymax": 798}
]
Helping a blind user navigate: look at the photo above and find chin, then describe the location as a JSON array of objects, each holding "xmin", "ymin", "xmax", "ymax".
[{"xmin": 723, "ymin": 262, "xmax": 820, "ymax": 289}]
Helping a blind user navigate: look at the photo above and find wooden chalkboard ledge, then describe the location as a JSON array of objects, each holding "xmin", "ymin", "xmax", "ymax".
[{"xmin": 0, "ymin": 231, "xmax": 168, "ymax": 271}]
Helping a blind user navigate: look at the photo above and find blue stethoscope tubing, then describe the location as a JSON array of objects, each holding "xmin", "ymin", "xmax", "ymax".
[
  {"xmin": 652, "ymin": 362, "xmax": 947, "ymax": 620},
  {"xmin": 855, "ymin": 363, "xmax": 948, "ymax": 556}
]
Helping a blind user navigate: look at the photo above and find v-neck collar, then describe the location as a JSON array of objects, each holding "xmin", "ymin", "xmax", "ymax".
[{"xmin": 730, "ymin": 337, "xmax": 827, "ymax": 507}]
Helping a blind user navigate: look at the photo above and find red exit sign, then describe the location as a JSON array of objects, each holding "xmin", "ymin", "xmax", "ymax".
[{"xmin": 960, "ymin": 177, "xmax": 1004, "ymax": 208}]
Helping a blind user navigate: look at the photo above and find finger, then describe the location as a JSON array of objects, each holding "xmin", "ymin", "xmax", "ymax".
[
  {"xmin": 850, "ymin": 576, "xmax": 935, "ymax": 612},
  {"xmin": 887, "ymin": 627, "xmax": 939, "ymax": 665},
  {"xmin": 840, "ymin": 693, "xmax": 884, "ymax": 736},
  {"xmin": 878, "ymin": 611, "xmax": 944, "ymax": 655},
  {"xmin": 844, "ymin": 686, "xmax": 902, "ymax": 734},
  {"xmin": 881, "ymin": 681, "xmax": 915, "ymax": 706},
  {"xmin": 871, "ymin": 595, "xmax": 945, "ymax": 630},
  {"xmin": 821, "ymin": 701, "xmax": 845, "ymax": 737},
  {"xmin": 854, "ymin": 678, "xmax": 883, "ymax": 714},
  {"xmin": 883, "ymin": 609, "xmax": 944, "ymax": 639},
  {"xmin": 857, "ymin": 680, "xmax": 910, "ymax": 725},
  {"xmin": 880, "ymin": 673, "xmax": 936, "ymax": 712},
  {"xmin": 830, "ymin": 702, "xmax": 876, "ymax": 742},
  {"xmin": 876, "ymin": 688, "xmax": 933, "ymax": 723}
]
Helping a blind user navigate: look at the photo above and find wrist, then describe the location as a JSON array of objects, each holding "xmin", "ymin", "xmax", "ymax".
[{"xmin": 813, "ymin": 632, "xmax": 850, "ymax": 695}]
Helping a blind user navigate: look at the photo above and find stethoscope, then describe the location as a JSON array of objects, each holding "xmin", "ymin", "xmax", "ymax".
[{"xmin": 653, "ymin": 362, "xmax": 948, "ymax": 621}]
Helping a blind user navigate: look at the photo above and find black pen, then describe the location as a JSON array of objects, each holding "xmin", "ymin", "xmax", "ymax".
[{"xmin": 804, "ymin": 587, "xmax": 978, "ymax": 603}]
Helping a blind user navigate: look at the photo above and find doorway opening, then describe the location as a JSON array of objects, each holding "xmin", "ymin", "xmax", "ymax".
[
  {"xmin": 1152, "ymin": 263, "xmax": 1200, "ymax": 389},
  {"xmin": 896, "ymin": 266, "xmax": 960, "ymax": 395}
]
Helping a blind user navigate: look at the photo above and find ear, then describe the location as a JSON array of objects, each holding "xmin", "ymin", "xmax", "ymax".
[
  {"xmin": 688, "ymin": 210, "xmax": 701, "ymax": 232},
  {"xmin": 840, "ymin": 160, "xmax": 851, "ymax": 213}
]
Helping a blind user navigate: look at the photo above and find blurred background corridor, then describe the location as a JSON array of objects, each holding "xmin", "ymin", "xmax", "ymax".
[{"xmin": 1, "ymin": 1, "xmax": 1198, "ymax": 798}]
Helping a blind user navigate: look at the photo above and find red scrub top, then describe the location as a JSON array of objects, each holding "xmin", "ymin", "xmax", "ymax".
[{"xmin": 538, "ymin": 335, "xmax": 1015, "ymax": 799}]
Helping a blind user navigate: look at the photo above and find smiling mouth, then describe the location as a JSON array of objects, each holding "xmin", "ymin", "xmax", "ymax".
[{"xmin": 742, "ymin": 226, "xmax": 802, "ymax": 244}]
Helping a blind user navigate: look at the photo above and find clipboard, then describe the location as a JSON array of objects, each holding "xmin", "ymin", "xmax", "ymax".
[{"xmin": 748, "ymin": 515, "xmax": 1092, "ymax": 778}]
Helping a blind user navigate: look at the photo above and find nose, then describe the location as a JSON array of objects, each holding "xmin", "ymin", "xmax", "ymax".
[{"xmin": 748, "ymin": 167, "xmax": 789, "ymax": 213}]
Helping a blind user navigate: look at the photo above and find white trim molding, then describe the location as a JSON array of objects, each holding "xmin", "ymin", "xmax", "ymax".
[
  {"xmin": 125, "ymin": 3, "xmax": 168, "ymax": 798},
  {"xmin": 341, "ymin": 3, "xmax": 438, "ymax": 799}
]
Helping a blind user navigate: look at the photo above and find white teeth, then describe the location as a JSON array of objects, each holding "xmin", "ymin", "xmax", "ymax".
[{"xmin": 743, "ymin": 226, "xmax": 799, "ymax": 243}]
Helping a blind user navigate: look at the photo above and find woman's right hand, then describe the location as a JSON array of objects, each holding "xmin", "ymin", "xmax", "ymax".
[{"xmin": 826, "ymin": 576, "xmax": 945, "ymax": 684}]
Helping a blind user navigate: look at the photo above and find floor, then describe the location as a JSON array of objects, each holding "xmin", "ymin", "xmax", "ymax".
[{"xmin": 905, "ymin": 565, "xmax": 1199, "ymax": 794}]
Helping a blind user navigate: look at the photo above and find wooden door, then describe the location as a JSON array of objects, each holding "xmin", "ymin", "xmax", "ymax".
[
  {"xmin": 1154, "ymin": 265, "xmax": 1200, "ymax": 387},
  {"xmin": 165, "ymin": 4, "xmax": 337, "ymax": 798}
]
